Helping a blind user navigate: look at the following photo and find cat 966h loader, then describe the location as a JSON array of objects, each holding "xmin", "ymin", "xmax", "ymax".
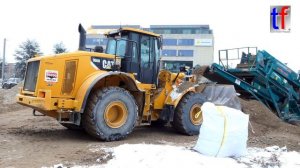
[{"xmin": 16, "ymin": 24, "xmax": 208, "ymax": 141}]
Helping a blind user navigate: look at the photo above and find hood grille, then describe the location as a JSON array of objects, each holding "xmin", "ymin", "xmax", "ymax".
[{"xmin": 62, "ymin": 60, "xmax": 78, "ymax": 94}]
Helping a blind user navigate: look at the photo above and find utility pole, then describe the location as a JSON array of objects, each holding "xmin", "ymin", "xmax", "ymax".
[{"xmin": 2, "ymin": 38, "xmax": 6, "ymax": 83}]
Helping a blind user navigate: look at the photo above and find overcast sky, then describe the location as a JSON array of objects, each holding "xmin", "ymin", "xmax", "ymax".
[{"xmin": 0, "ymin": 0, "xmax": 299, "ymax": 71}]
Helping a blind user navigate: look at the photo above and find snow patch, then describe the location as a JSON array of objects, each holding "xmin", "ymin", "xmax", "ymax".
[
  {"xmin": 105, "ymin": 144, "xmax": 245, "ymax": 168},
  {"xmin": 48, "ymin": 144, "xmax": 300, "ymax": 168}
]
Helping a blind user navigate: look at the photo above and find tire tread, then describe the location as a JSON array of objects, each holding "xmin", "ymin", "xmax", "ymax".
[{"xmin": 82, "ymin": 87, "xmax": 138, "ymax": 141}]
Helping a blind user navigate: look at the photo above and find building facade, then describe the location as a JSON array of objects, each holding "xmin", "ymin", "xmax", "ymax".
[
  {"xmin": 0, "ymin": 62, "xmax": 16, "ymax": 79},
  {"xmin": 86, "ymin": 25, "xmax": 214, "ymax": 72}
]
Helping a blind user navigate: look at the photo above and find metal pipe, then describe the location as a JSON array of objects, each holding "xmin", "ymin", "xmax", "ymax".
[
  {"xmin": 78, "ymin": 24, "xmax": 86, "ymax": 51},
  {"xmin": 2, "ymin": 38, "xmax": 6, "ymax": 83}
]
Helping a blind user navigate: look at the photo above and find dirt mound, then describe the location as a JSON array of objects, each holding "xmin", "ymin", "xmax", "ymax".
[
  {"xmin": 240, "ymin": 98, "xmax": 300, "ymax": 150},
  {"xmin": 0, "ymin": 83, "xmax": 24, "ymax": 113}
]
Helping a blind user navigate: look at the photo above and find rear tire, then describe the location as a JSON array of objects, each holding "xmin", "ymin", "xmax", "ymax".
[
  {"xmin": 83, "ymin": 87, "xmax": 138, "ymax": 141},
  {"xmin": 173, "ymin": 92, "xmax": 205, "ymax": 135}
]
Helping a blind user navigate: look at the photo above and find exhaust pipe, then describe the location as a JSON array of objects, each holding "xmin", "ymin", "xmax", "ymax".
[{"xmin": 78, "ymin": 24, "xmax": 86, "ymax": 51}]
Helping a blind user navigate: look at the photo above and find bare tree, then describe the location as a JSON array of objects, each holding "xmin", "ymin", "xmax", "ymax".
[
  {"xmin": 53, "ymin": 42, "xmax": 67, "ymax": 54},
  {"xmin": 14, "ymin": 39, "xmax": 42, "ymax": 78}
]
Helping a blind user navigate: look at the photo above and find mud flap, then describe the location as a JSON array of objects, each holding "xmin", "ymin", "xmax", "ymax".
[
  {"xmin": 32, "ymin": 109, "xmax": 45, "ymax": 116},
  {"xmin": 159, "ymin": 105, "xmax": 175, "ymax": 122}
]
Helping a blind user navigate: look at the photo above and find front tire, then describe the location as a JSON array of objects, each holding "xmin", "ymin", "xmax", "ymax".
[
  {"xmin": 173, "ymin": 92, "xmax": 205, "ymax": 135},
  {"xmin": 83, "ymin": 87, "xmax": 138, "ymax": 141}
]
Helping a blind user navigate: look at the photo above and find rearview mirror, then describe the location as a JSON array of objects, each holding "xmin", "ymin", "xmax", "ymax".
[{"xmin": 158, "ymin": 36, "xmax": 163, "ymax": 49}]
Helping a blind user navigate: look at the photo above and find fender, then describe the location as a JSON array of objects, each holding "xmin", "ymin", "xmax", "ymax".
[
  {"xmin": 74, "ymin": 71, "xmax": 143, "ymax": 113},
  {"xmin": 173, "ymin": 88, "xmax": 196, "ymax": 108},
  {"xmin": 157, "ymin": 86, "xmax": 196, "ymax": 123},
  {"xmin": 165, "ymin": 83, "xmax": 207, "ymax": 109},
  {"xmin": 166, "ymin": 87, "xmax": 196, "ymax": 109}
]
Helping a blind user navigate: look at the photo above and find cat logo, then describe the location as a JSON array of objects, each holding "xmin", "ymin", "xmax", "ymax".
[
  {"xmin": 102, "ymin": 59, "xmax": 114, "ymax": 69},
  {"xmin": 91, "ymin": 57, "xmax": 115, "ymax": 70}
]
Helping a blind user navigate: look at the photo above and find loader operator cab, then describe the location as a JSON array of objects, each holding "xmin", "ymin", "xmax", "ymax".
[{"xmin": 105, "ymin": 28, "xmax": 162, "ymax": 84}]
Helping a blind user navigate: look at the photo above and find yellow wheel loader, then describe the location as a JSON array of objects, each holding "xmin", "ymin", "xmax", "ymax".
[{"xmin": 17, "ymin": 24, "xmax": 208, "ymax": 141}]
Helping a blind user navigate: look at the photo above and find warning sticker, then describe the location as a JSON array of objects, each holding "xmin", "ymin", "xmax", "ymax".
[
  {"xmin": 45, "ymin": 70, "xmax": 58, "ymax": 82},
  {"xmin": 235, "ymin": 79, "xmax": 241, "ymax": 85}
]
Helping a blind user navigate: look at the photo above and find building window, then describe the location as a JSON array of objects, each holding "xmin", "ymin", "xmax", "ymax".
[
  {"xmin": 86, "ymin": 38, "xmax": 108, "ymax": 46},
  {"xmin": 163, "ymin": 39, "xmax": 177, "ymax": 46},
  {"xmin": 162, "ymin": 50, "xmax": 177, "ymax": 56},
  {"xmin": 170, "ymin": 29, "xmax": 181, "ymax": 34},
  {"xmin": 99, "ymin": 38, "xmax": 108, "ymax": 45},
  {"xmin": 182, "ymin": 29, "xmax": 192, "ymax": 34},
  {"xmin": 178, "ymin": 50, "xmax": 193, "ymax": 57},
  {"xmin": 152, "ymin": 30, "xmax": 164, "ymax": 34},
  {"xmin": 178, "ymin": 39, "xmax": 194, "ymax": 46},
  {"xmin": 86, "ymin": 38, "xmax": 100, "ymax": 45},
  {"xmin": 163, "ymin": 29, "xmax": 171, "ymax": 34},
  {"xmin": 195, "ymin": 29, "xmax": 211, "ymax": 34}
]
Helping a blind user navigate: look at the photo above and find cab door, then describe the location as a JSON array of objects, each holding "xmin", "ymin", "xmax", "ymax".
[
  {"xmin": 140, "ymin": 35, "xmax": 156, "ymax": 84},
  {"xmin": 119, "ymin": 33, "xmax": 139, "ymax": 77},
  {"xmin": 117, "ymin": 33, "xmax": 140, "ymax": 79},
  {"xmin": 113, "ymin": 33, "xmax": 160, "ymax": 84}
]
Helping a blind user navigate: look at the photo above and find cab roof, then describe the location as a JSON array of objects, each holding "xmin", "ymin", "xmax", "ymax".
[{"xmin": 105, "ymin": 27, "xmax": 160, "ymax": 37}]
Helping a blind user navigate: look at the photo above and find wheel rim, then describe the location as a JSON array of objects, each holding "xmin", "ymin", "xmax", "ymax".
[
  {"xmin": 104, "ymin": 101, "xmax": 128, "ymax": 128},
  {"xmin": 189, "ymin": 104, "xmax": 203, "ymax": 125}
]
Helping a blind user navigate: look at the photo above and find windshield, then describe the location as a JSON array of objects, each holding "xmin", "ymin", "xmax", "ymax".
[{"xmin": 106, "ymin": 36, "xmax": 128, "ymax": 57}]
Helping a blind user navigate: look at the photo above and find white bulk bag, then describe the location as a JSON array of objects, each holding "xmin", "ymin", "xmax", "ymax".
[{"xmin": 193, "ymin": 102, "xmax": 249, "ymax": 157}]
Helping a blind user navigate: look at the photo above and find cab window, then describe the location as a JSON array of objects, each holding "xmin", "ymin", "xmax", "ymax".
[
  {"xmin": 106, "ymin": 35, "xmax": 128, "ymax": 57},
  {"xmin": 141, "ymin": 36, "xmax": 150, "ymax": 68}
]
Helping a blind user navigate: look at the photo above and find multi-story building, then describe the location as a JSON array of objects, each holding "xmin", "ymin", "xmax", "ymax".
[
  {"xmin": 0, "ymin": 62, "xmax": 16, "ymax": 79},
  {"xmin": 149, "ymin": 25, "xmax": 213, "ymax": 72},
  {"xmin": 86, "ymin": 25, "xmax": 214, "ymax": 72},
  {"xmin": 6, "ymin": 63, "xmax": 16, "ymax": 78}
]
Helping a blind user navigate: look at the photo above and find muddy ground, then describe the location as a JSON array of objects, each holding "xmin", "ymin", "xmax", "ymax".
[{"xmin": 0, "ymin": 87, "xmax": 300, "ymax": 167}]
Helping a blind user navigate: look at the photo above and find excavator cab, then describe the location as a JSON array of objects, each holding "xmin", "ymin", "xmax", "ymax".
[{"xmin": 105, "ymin": 28, "xmax": 162, "ymax": 84}]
